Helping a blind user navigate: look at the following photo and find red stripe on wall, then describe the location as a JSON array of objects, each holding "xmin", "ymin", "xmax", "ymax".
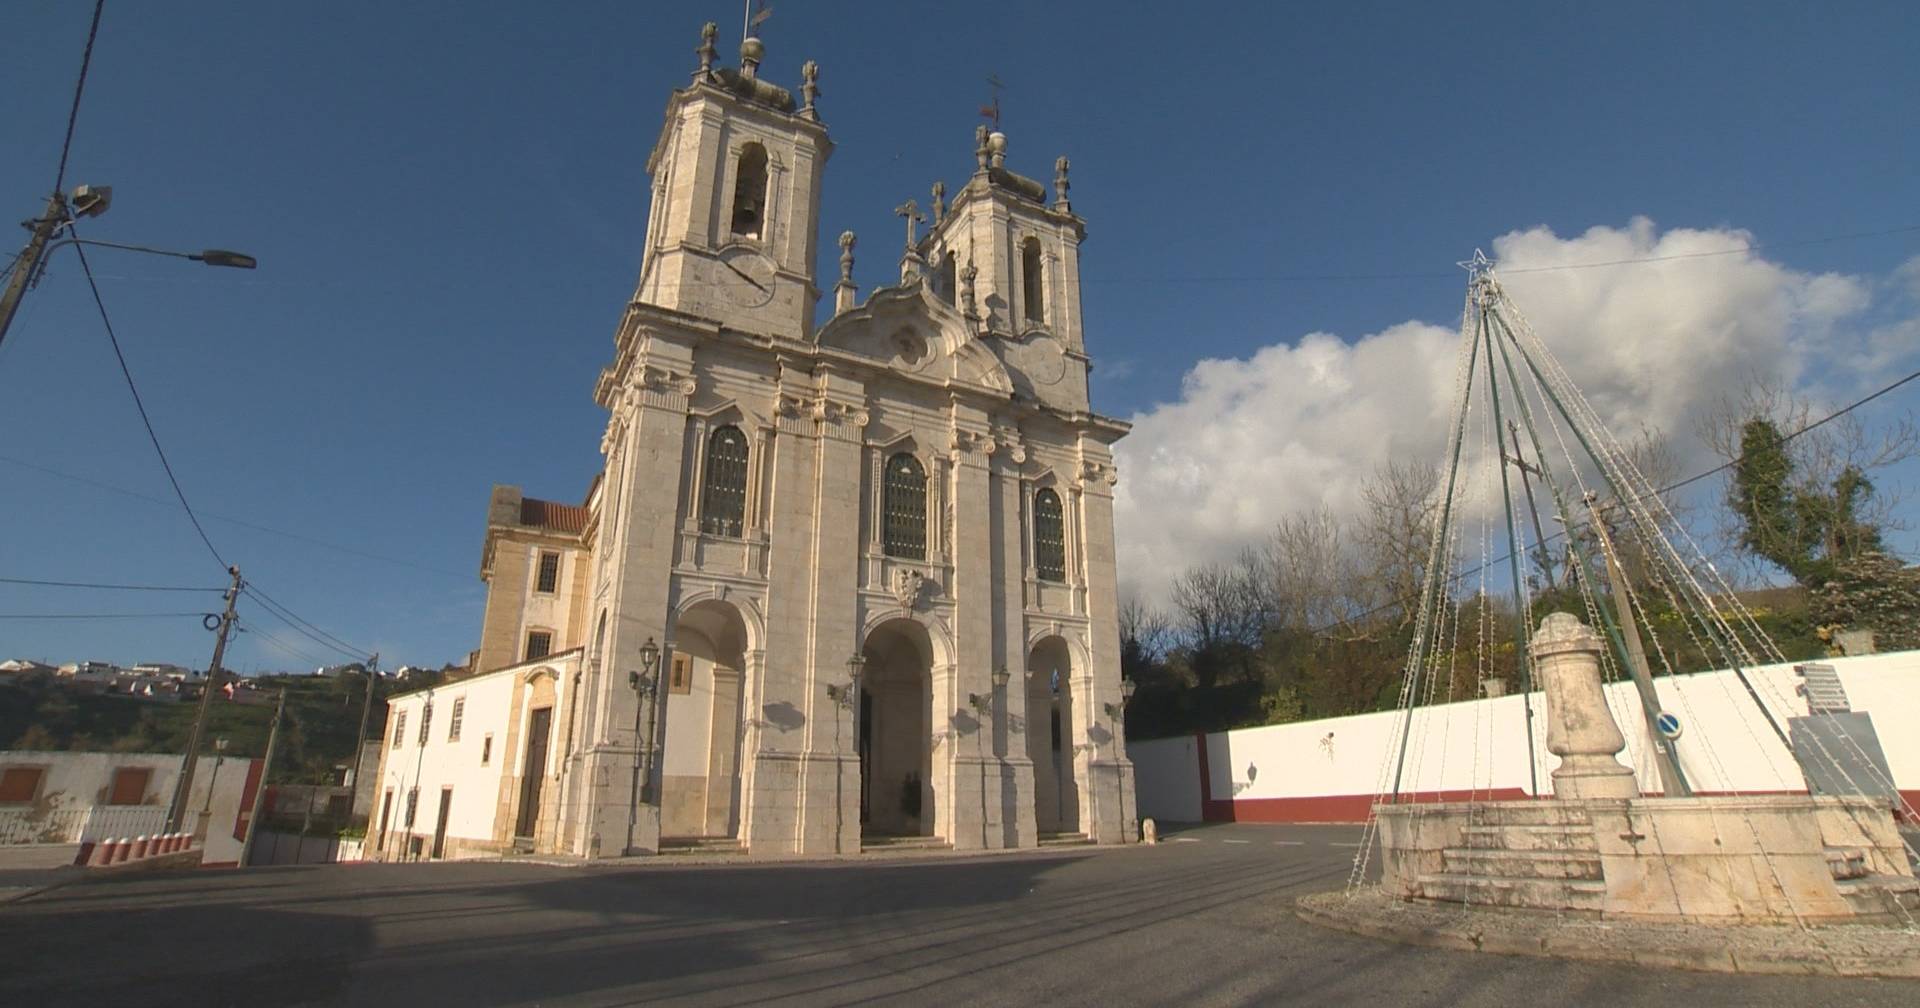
[{"xmin": 233, "ymin": 758, "xmax": 265, "ymax": 842}]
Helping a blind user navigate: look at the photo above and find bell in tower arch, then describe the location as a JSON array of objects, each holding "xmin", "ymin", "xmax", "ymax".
[{"xmin": 730, "ymin": 143, "xmax": 770, "ymax": 240}]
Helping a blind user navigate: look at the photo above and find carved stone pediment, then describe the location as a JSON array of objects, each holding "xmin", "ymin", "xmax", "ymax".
[{"xmin": 815, "ymin": 282, "xmax": 1014, "ymax": 395}]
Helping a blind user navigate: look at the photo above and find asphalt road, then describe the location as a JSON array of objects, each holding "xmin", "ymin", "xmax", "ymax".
[{"xmin": 2, "ymin": 822, "xmax": 1914, "ymax": 1007}]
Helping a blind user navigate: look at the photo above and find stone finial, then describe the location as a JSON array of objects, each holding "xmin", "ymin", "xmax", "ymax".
[
  {"xmin": 988, "ymin": 131, "xmax": 1007, "ymax": 169},
  {"xmin": 930, "ymin": 181, "xmax": 946, "ymax": 225},
  {"xmin": 800, "ymin": 60, "xmax": 820, "ymax": 120},
  {"xmin": 740, "ymin": 37, "xmax": 765, "ymax": 80},
  {"xmin": 975, "ymin": 124, "xmax": 991, "ymax": 170},
  {"xmin": 1053, "ymin": 156, "xmax": 1071, "ymax": 211},
  {"xmin": 696, "ymin": 22, "xmax": 719, "ymax": 78},
  {"xmin": 1531, "ymin": 612, "xmax": 1639, "ymax": 800}
]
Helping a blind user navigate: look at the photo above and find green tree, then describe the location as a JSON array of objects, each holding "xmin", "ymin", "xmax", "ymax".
[{"xmin": 1729, "ymin": 417, "xmax": 1885, "ymax": 586}]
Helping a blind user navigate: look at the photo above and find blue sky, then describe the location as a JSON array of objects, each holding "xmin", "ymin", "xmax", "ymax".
[{"xmin": 3, "ymin": 1, "xmax": 1918, "ymax": 671}]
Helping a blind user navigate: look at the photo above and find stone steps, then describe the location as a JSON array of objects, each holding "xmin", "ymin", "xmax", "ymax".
[
  {"xmin": 1459, "ymin": 825, "xmax": 1598, "ymax": 853},
  {"xmin": 1418, "ymin": 872, "xmax": 1606, "ymax": 911},
  {"xmin": 1825, "ymin": 846, "xmax": 1869, "ymax": 881},
  {"xmin": 1835, "ymin": 874, "xmax": 1920, "ymax": 917},
  {"xmin": 1442, "ymin": 847, "xmax": 1602, "ymax": 880},
  {"xmin": 1454, "ymin": 803, "xmax": 1594, "ymax": 828},
  {"xmin": 860, "ymin": 834, "xmax": 951, "ymax": 851},
  {"xmin": 659, "ymin": 836, "xmax": 742, "ymax": 855},
  {"xmin": 1037, "ymin": 832, "xmax": 1092, "ymax": 848}
]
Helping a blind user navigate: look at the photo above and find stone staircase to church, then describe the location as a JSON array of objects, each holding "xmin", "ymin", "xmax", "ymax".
[
  {"xmin": 659, "ymin": 836, "xmax": 743, "ymax": 856},
  {"xmin": 859, "ymin": 833, "xmax": 951, "ymax": 852},
  {"xmin": 1415, "ymin": 803, "xmax": 1606, "ymax": 912},
  {"xmin": 1037, "ymin": 832, "xmax": 1092, "ymax": 848},
  {"xmin": 1825, "ymin": 843, "xmax": 1920, "ymax": 916}
]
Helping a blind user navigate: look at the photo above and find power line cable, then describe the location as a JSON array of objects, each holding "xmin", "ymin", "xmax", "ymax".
[
  {"xmin": 240, "ymin": 595, "xmax": 367, "ymax": 663},
  {"xmin": 0, "ymin": 453, "xmax": 473, "ymax": 581},
  {"xmin": 0, "ymin": 576, "xmax": 222, "ymax": 592},
  {"xmin": 0, "ymin": 611, "xmax": 210, "ymax": 621},
  {"xmin": 235, "ymin": 618, "xmax": 333, "ymax": 670},
  {"xmin": 241, "ymin": 588, "xmax": 370, "ymax": 662},
  {"xmin": 72, "ymin": 235, "xmax": 228, "ymax": 571},
  {"xmin": 52, "ymin": 0, "xmax": 106, "ymax": 197}
]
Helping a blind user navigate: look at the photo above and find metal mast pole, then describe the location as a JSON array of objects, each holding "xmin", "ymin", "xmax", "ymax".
[
  {"xmin": 1481, "ymin": 303, "xmax": 1542, "ymax": 797},
  {"xmin": 167, "ymin": 565, "xmax": 242, "ymax": 832}
]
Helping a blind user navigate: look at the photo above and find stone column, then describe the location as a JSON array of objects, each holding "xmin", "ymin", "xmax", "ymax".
[{"xmin": 1534, "ymin": 612, "xmax": 1639, "ymax": 800}]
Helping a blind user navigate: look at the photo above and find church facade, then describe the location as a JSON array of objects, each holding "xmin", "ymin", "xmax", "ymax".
[{"xmin": 370, "ymin": 24, "xmax": 1136, "ymax": 860}]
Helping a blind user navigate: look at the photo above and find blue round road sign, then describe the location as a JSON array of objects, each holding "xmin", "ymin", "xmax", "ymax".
[{"xmin": 1654, "ymin": 711, "xmax": 1683, "ymax": 740}]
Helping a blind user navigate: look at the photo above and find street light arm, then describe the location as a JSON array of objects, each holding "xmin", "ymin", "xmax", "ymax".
[{"xmin": 43, "ymin": 236, "xmax": 257, "ymax": 268}]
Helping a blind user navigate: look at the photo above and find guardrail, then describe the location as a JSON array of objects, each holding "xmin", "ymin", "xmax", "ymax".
[{"xmin": 0, "ymin": 806, "xmax": 169, "ymax": 845}]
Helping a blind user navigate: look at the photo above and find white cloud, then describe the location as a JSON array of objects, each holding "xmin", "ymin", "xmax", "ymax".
[{"xmin": 1113, "ymin": 217, "xmax": 1910, "ymax": 601}]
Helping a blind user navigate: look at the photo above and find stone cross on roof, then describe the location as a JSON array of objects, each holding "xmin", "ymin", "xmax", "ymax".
[{"xmin": 894, "ymin": 199, "xmax": 923, "ymax": 252}]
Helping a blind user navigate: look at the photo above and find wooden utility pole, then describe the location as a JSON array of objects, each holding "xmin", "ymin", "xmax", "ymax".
[
  {"xmin": 1584, "ymin": 499, "xmax": 1692, "ymax": 797},
  {"xmin": 240, "ymin": 688, "xmax": 287, "ymax": 867},
  {"xmin": 0, "ymin": 192, "xmax": 68, "ymax": 355},
  {"xmin": 167, "ymin": 565, "xmax": 242, "ymax": 833},
  {"xmin": 347, "ymin": 652, "xmax": 379, "ymax": 817}
]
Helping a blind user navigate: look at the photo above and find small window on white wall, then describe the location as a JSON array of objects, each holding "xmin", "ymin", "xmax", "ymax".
[
  {"xmin": 448, "ymin": 698, "xmax": 465, "ymax": 742},
  {"xmin": 481, "ymin": 733, "xmax": 493, "ymax": 766},
  {"xmin": 392, "ymin": 710, "xmax": 407, "ymax": 748}
]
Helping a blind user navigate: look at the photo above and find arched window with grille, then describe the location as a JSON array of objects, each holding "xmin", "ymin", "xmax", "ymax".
[
  {"xmin": 700, "ymin": 425, "xmax": 749, "ymax": 537},
  {"xmin": 883, "ymin": 453, "xmax": 928, "ymax": 560},
  {"xmin": 1033, "ymin": 488, "xmax": 1066, "ymax": 581}
]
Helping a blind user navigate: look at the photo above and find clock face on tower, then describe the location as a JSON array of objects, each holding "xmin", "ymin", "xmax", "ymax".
[{"xmin": 717, "ymin": 248, "xmax": 777, "ymax": 309}]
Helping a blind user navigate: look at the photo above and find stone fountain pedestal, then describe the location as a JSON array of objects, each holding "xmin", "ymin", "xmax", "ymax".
[{"xmin": 1376, "ymin": 613, "xmax": 1918, "ymax": 923}]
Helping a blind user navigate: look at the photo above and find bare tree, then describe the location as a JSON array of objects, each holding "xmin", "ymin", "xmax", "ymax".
[
  {"xmin": 1117, "ymin": 591, "xmax": 1172, "ymax": 666},
  {"xmin": 1354, "ymin": 457, "xmax": 1443, "ymax": 629},
  {"xmin": 1259, "ymin": 507, "xmax": 1362, "ymax": 637},
  {"xmin": 1168, "ymin": 554, "xmax": 1268, "ymax": 689}
]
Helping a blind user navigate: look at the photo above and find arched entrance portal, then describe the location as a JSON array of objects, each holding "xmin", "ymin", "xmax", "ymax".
[
  {"xmin": 660, "ymin": 599, "xmax": 749, "ymax": 839},
  {"xmin": 861, "ymin": 618, "xmax": 935, "ymax": 839},
  {"xmin": 1027, "ymin": 636, "xmax": 1080, "ymax": 835}
]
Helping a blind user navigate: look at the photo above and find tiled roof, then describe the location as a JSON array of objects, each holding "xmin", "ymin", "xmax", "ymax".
[{"xmin": 519, "ymin": 497, "xmax": 589, "ymax": 535}]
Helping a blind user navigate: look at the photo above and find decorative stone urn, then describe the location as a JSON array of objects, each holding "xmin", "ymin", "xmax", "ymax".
[{"xmin": 1532, "ymin": 611, "xmax": 1639, "ymax": 800}]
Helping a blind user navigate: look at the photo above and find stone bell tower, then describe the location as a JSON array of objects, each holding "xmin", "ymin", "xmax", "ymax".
[
  {"xmin": 633, "ymin": 23, "xmax": 832, "ymax": 340},
  {"xmin": 918, "ymin": 126, "xmax": 1091, "ymax": 413}
]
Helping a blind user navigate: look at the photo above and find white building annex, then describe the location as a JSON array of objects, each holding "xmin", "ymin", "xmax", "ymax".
[{"xmin": 369, "ymin": 23, "xmax": 1137, "ymax": 860}]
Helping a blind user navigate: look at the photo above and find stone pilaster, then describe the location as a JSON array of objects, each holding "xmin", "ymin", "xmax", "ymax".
[
  {"xmin": 942, "ymin": 404, "xmax": 996, "ymax": 849},
  {"xmin": 575, "ymin": 341, "xmax": 695, "ymax": 858},
  {"xmin": 1075, "ymin": 450, "xmax": 1135, "ymax": 843}
]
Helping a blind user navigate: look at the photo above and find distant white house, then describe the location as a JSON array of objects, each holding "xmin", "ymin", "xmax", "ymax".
[{"xmin": 0, "ymin": 749, "xmax": 260, "ymax": 865}]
